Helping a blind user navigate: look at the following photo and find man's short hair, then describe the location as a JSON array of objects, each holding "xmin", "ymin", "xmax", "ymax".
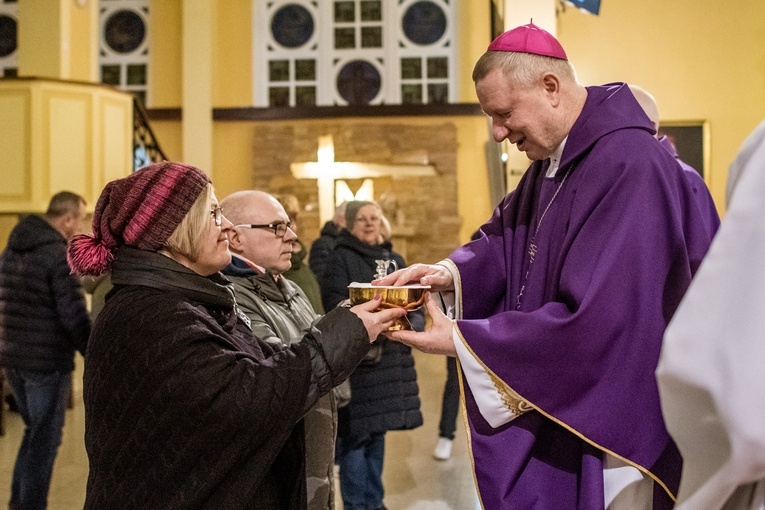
[
  {"xmin": 472, "ymin": 51, "xmax": 577, "ymax": 88},
  {"xmin": 46, "ymin": 191, "xmax": 86, "ymax": 218}
]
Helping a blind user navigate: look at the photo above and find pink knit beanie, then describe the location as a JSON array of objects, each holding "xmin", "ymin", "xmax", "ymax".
[{"xmin": 68, "ymin": 161, "xmax": 210, "ymax": 275}]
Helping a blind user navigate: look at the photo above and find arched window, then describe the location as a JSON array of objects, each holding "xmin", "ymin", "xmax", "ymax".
[
  {"xmin": 0, "ymin": 0, "xmax": 18, "ymax": 77},
  {"xmin": 99, "ymin": 0, "xmax": 150, "ymax": 106},
  {"xmin": 254, "ymin": 0, "xmax": 456, "ymax": 107}
]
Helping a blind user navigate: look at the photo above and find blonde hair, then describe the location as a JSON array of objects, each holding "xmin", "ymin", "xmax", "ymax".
[
  {"xmin": 472, "ymin": 51, "xmax": 577, "ymax": 88},
  {"xmin": 164, "ymin": 183, "xmax": 213, "ymax": 261}
]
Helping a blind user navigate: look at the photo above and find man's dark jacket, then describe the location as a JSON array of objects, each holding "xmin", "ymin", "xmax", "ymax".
[
  {"xmin": 0, "ymin": 214, "xmax": 89, "ymax": 371},
  {"xmin": 309, "ymin": 221, "xmax": 341, "ymax": 283}
]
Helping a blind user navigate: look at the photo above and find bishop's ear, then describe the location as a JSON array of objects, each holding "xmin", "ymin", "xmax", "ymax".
[{"xmin": 542, "ymin": 73, "xmax": 561, "ymax": 106}]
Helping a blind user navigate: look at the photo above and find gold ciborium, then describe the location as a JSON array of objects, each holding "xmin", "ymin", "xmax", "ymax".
[{"xmin": 348, "ymin": 283, "xmax": 430, "ymax": 331}]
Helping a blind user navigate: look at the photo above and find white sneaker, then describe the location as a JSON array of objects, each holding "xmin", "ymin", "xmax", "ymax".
[{"xmin": 433, "ymin": 437, "xmax": 453, "ymax": 460}]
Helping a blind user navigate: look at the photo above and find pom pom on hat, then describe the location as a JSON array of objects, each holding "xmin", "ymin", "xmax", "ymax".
[
  {"xmin": 67, "ymin": 161, "xmax": 210, "ymax": 276},
  {"xmin": 488, "ymin": 22, "xmax": 568, "ymax": 60},
  {"xmin": 67, "ymin": 233, "xmax": 115, "ymax": 276}
]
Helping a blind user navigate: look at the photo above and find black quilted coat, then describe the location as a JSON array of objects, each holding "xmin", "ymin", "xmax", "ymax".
[
  {"xmin": 319, "ymin": 230, "xmax": 423, "ymax": 439},
  {"xmin": 0, "ymin": 214, "xmax": 90, "ymax": 371}
]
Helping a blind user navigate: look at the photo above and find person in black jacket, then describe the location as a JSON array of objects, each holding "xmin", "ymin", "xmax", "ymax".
[
  {"xmin": 309, "ymin": 201, "xmax": 347, "ymax": 283},
  {"xmin": 0, "ymin": 191, "xmax": 90, "ymax": 510},
  {"xmin": 65, "ymin": 162, "xmax": 405, "ymax": 510},
  {"xmin": 319, "ymin": 200, "xmax": 423, "ymax": 510}
]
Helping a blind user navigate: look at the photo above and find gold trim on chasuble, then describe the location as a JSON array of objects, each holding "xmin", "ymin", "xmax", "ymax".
[
  {"xmin": 452, "ymin": 324, "xmax": 677, "ymax": 503},
  {"xmin": 455, "ymin": 357, "xmax": 486, "ymax": 510}
]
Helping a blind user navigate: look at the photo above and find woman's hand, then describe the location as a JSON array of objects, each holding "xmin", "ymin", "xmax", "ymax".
[
  {"xmin": 372, "ymin": 263, "xmax": 454, "ymax": 291},
  {"xmin": 385, "ymin": 293, "xmax": 457, "ymax": 356},
  {"xmin": 349, "ymin": 295, "xmax": 408, "ymax": 341}
]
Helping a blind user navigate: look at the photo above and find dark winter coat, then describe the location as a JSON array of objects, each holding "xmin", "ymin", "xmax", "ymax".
[
  {"xmin": 309, "ymin": 221, "xmax": 341, "ymax": 283},
  {"xmin": 319, "ymin": 230, "xmax": 422, "ymax": 440},
  {"xmin": 83, "ymin": 246, "xmax": 370, "ymax": 510},
  {"xmin": 223, "ymin": 258, "xmax": 336, "ymax": 510},
  {"xmin": 0, "ymin": 214, "xmax": 90, "ymax": 371},
  {"xmin": 284, "ymin": 239, "xmax": 324, "ymax": 314}
]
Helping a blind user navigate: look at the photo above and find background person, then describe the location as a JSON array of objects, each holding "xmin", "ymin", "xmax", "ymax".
[
  {"xmin": 275, "ymin": 194, "xmax": 324, "ymax": 314},
  {"xmin": 310, "ymin": 202, "xmax": 347, "ymax": 283},
  {"xmin": 657, "ymin": 120, "xmax": 765, "ymax": 510},
  {"xmin": 221, "ymin": 189, "xmax": 337, "ymax": 509},
  {"xmin": 628, "ymin": 84, "xmax": 720, "ymax": 238},
  {"xmin": 319, "ymin": 200, "xmax": 423, "ymax": 510},
  {"xmin": 376, "ymin": 22, "xmax": 716, "ymax": 509},
  {"xmin": 66, "ymin": 162, "xmax": 405, "ymax": 509},
  {"xmin": 0, "ymin": 191, "xmax": 90, "ymax": 510}
]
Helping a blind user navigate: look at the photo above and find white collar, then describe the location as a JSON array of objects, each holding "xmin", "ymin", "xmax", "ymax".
[{"xmin": 546, "ymin": 137, "xmax": 568, "ymax": 178}]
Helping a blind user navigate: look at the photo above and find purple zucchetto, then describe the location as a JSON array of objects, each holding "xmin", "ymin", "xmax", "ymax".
[{"xmin": 488, "ymin": 22, "xmax": 568, "ymax": 60}]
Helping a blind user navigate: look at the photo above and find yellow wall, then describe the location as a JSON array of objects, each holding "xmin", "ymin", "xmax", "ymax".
[
  {"xmin": 150, "ymin": 120, "xmax": 183, "ymax": 161},
  {"xmin": 456, "ymin": 0, "xmax": 488, "ymax": 104},
  {"xmin": 213, "ymin": 121, "xmax": 255, "ymax": 199},
  {"xmin": 69, "ymin": 1, "xmax": 97, "ymax": 81},
  {"xmin": 150, "ymin": 0, "xmax": 182, "ymax": 107},
  {"xmin": 214, "ymin": 0, "xmax": 253, "ymax": 107},
  {"xmin": 557, "ymin": 1, "xmax": 765, "ymax": 212},
  {"xmin": 18, "ymin": 0, "xmax": 63, "ymax": 78}
]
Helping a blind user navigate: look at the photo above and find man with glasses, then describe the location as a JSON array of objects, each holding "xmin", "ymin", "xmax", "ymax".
[{"xmin": 220, "ymin": 190, "xmax": 338, "ymax": 510}]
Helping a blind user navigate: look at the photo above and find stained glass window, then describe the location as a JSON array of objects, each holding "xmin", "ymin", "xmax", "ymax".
[
  {"xmin": 256, "ymin": 0, "xmax": 455, "ymax": 106},
  {"xmin": 99, "ymin": 0, "xmax": 150, "ymax": 105},
  {"xmin": 0, "ymin": 2, "xmax": 17, "ymax": 77}
]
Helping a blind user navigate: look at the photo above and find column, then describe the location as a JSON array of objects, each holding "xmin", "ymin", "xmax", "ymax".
[
  {"xmin": 182, "ymin": 0, "xmax": 214, "ymax": 176},
  {"xmin": 17, "ymin": 0, "xmax": 98, "ymax": 81}
]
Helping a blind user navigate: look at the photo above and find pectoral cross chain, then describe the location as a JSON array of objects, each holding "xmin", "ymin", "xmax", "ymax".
[{"xmin": 515, "ymin": 166, "xmax": 572, "ymax": 311}]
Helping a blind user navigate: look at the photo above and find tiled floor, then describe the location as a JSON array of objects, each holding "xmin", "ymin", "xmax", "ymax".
[{"xmin": 0, "ymin": 351, "xmax": 480, "ymax": 509}]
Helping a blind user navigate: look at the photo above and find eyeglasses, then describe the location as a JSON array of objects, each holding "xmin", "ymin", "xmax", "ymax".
[
  {"xmin": 235, "ymin": 222, "xmax": 293, "ymax": 238},
  {"xmin": 210, "ymin": 206, "xmax": 223, "ymax": 227}
]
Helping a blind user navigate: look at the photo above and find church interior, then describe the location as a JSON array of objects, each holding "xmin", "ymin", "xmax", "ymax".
[{"xmin": 1, "ymin": 0, "xmax": 764, "ymax": 508}]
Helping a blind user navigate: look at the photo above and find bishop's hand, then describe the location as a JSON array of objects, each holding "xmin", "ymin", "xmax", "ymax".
[
  {"xmin": 372, "ymin": 263, "xmax": 454, "ymax": 292},
  {"xmin": 385, "ymin": 293, "xmax": 457, "ymax": 356}
]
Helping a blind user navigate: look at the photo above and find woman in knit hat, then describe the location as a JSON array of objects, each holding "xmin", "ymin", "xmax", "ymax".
[{"xmin": 67, "ymin": 162, "xmax": 405, "ymax": 510}]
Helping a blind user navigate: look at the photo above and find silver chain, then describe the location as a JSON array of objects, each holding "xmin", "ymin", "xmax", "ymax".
[{"xmin": 515, "ymin": 166, "xmax": 572, "ymax": 310}]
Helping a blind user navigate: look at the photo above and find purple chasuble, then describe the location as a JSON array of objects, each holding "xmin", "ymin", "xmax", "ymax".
[
  {"xmin": 450, "ymin": 83, "xmax": 717, "ymax": 509},
  {"xmin": 658, "ymin": 134, "xmax": 721, "ymax": 239}
]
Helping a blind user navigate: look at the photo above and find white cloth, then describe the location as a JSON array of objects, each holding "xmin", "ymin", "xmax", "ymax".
[
  {"xmin": 437, "ymin": 260, "xmax": 653, "ymax": 508},
  {"xmin": 657, "ymin": 120, "xmax": 765, "ymax": 510}
]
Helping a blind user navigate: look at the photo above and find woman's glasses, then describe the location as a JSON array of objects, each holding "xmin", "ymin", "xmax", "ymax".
[
  {"xmin": 235, "ymin": 222, "xmax": 293, "ymax": 238},
  {"xmin": 210, "ymin": 206, "xmax": 223, "ymax": 227}
]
